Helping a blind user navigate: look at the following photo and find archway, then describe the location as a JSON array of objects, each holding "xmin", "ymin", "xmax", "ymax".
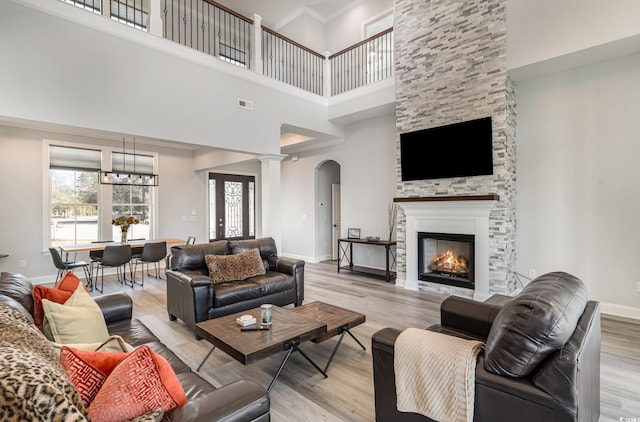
[{"xmin": 315, "ymin": 160, "xmax": 341, "ymax": 261}]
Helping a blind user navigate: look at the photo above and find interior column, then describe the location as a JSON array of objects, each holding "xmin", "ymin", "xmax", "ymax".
[{"xmin": 258, "ymin": 155, "xmax": 285, "ymax": 250}]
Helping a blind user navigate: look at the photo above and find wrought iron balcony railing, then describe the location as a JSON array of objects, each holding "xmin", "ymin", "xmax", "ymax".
[{"xmin": 60, "ymin": 0, "xmax": 393, "ymax": 97}]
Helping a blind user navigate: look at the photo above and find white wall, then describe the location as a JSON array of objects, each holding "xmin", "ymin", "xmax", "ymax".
[
  {"xmin": 507, "ymin": 0, "xmax": 640, "ymax": 69},
  {"xmin": 281, "ymin": 113, "xmax": 396, "ymax": 268},
  {"xmin": 0, "ymin": 127, "xmax": 212, "ymax": 281},
  {"xmin": 0, "ymin": 132, "xmax": 46, "ymax": 278},
  {"xmin": 277, "ymin": 13, "xmax": 326, "ymax": 53},
  {"xmin": 324, "ymin": 0, "xmax": 393, "ymax": 54},
  {"xmin": 516, "ymin": 52, "xmax": 640, "ymax": 312},
  {"xmin": 0, "ymin": 0, "xmax": 343, "ymax": 155}
]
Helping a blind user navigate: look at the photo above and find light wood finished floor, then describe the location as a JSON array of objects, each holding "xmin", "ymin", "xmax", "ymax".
[{"xmin": 91, "ymin": 261, "xmax": 640, "ymax": 421}]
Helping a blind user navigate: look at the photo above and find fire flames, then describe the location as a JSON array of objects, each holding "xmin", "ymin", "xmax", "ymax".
[{"xmin": 429, "ymin": 250, "xmax": 469, "ymax": 276}]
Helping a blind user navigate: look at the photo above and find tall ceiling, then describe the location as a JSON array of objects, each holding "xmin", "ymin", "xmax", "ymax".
[{"xmin": 213, "ymin": 0, "xmax": 360, "ymax": 28}]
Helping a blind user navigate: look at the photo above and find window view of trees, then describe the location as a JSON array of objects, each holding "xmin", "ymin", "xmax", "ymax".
[
  {"xmin": 113, "ymin": 184, "xmax": 150, "ymax": 240},
  {"xmin": 50, "ymin": 169, "xmax": 99, "ymax": 245},
  {"xmin": 49, "ymin": 144, "xmax": 154, "ymax": 246}
]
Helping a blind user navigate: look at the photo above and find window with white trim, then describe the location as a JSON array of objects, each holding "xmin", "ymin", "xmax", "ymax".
[
  {"xmin": 49, "ymin": 145, "xmax": 101, "ymax": 246},
  {"xmin": 48, "ymin": 144, "xmax": 156, "ymax": 247}
]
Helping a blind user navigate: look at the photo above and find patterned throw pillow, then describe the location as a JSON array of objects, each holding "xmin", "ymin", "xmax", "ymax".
[
  {"xmin": 0, "ymin": 304, "xmax": 89, "ymax": 420},
  {"xmin": 87, "ymin": 345, "xmax": 187, "ymax": 422},
  {"xmin": 204, "ymin": 248, "xmax": 266, "ymax": 284},
  {"xmin": 60, "ymin": 346, "xmax": 129, "ymax": 407}
]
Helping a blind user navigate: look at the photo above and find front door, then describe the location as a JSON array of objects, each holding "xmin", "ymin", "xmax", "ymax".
[{"xmin": 208, "ymin": 173, "xmax": 255, "ymax": 241}]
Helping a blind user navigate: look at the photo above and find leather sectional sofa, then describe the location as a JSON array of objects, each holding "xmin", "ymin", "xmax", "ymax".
[
  {"xmin": 166, "ymin": 237, "xmax": 304, "ymax": 337},
  {"xmin": 0, "ymin": 271, "xmax": 270, "ymax": 421},
  {"xmin": 372, "ymin": 271, "xmax": 601, "ymax": 422}
]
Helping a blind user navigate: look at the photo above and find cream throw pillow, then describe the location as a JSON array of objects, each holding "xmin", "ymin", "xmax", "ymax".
[
  {"xmin": 51, "ymin": 335, "xmax": 135, "ymax": 356},
  {"xmin": 42, "ymin": 283, "xmax": 110, "ymax": 344}
]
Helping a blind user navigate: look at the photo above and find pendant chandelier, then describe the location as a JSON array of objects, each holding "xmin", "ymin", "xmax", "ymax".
[{"xmin": 100, "ymin": 138, "xmax": 159, "ymax": 186}]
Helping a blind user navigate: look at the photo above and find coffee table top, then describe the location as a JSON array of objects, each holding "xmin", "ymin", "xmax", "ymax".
[
  {"xmin": 290, "ymin": 301, "xmax": 366, "ymax": 343},
  {"xmin": 195, "ymin": 306, "xmax": 326, "ymax": 365}
]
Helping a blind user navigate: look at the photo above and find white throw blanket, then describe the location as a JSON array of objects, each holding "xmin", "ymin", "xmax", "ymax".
[{"xmin": 394, "ymin": 328, "xmax": 484, "ymax": 422}]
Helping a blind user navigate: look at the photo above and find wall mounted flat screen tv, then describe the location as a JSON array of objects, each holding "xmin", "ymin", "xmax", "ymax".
[{"xmin": 400, "ymin": 117, "xmax": 493, "ymax": 181}]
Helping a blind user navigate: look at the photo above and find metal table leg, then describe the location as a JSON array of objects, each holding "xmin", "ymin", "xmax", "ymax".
[
  {"xmin": 268, "ymin": 338, "xmax": 328, "ymax": 392},
  {"xmin": 196, "ymin": 345, "xmax": 216, "ymax": 372},
  {"xmin": 323, "ymin": 325, "xmax": 367, "ymax": 372}
]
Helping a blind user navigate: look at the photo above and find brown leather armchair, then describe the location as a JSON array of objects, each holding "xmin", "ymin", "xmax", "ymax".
[{"xmin": 372, "ymin": 272, "xmax": 600, "ymax": 422}]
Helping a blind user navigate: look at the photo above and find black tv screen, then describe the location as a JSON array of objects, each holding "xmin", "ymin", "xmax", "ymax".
[{"xmin": 400, "ymin": 117, "xmax": 493, "ymax": 181}]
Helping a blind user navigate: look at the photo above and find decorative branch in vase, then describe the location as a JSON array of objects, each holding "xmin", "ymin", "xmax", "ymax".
[{"xmin": 388, "ymin": 203, "xmax": 397, "ymax": 241}]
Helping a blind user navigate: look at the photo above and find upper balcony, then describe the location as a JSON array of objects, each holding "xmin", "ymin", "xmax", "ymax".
[
  {"xmin": 61, "ymin": 0, "xmax": 394, "ymax": 100},
  {"xmin": 2, "ymin": 0, "xmax": 396, "ymax": 157}
]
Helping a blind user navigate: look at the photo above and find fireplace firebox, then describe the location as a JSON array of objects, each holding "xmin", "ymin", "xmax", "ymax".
[{"xmin": 418, "ymin": 232, "xmax": 475, "ymax": 289}]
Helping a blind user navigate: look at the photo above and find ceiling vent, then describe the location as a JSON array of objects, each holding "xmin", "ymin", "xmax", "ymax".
[{"xmin": 238, "ymin": 98, "xmax": 254, "ymax": 110}]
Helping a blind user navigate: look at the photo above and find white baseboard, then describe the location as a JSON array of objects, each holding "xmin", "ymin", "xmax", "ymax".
[
  {"xmin": 601, "ymin": 302, "xmax": 640, "ymax": 321},
  {"xmin": 30, "ymin": 262, "xmax": 166, "ymax": 286},
  {"xmin": 280, "ymin": 253, "xmax": 323, "ymax": 263}
]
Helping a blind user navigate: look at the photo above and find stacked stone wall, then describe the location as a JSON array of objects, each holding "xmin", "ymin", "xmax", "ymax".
[{"xmin": 394, "ymin": 0, "xmax": 517, "ymax": 295}]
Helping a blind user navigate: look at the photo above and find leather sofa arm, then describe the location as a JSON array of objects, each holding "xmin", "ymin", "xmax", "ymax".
[
  {"xmin": 167, "ymin": 379, "xmax": 270, "ymax": 421},
  {"xmin": 94, "ymin": 292, "xmax": 133, "ymax": 324},
  {"xmin": 166, "ymin": 269, "xmax": 216, "ymax": 332},
  {"xmin": 266, "ymin": 256, "xmax": 303, "ymax": 275},
  {"xmin": 166, "ymin": 269, "xmax": 214, "ymax": 288},
  {"xmin": 371, "ymin": 327, "xmax": 403, "ymax": 422},
  {"xmin": 267, "ymin": 256, "xmax": 305, "ymax": 306},
  {"xmin": 440, "ymin": 296, "xmax": 502, "ymax": 339}
]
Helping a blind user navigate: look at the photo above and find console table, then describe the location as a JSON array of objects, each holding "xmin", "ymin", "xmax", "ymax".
[{"xmin": 337, "ymin": 238, "xmax": 396, "ymax": 282}]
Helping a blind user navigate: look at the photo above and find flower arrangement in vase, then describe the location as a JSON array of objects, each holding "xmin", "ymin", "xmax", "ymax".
[{"xmin": 112, "ymin": 215, "xmax": 140, "ymax": 244}]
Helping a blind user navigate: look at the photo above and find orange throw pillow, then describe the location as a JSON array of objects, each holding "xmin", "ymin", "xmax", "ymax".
[
  {"xmin": 55, "ymin": 272, "xmax": 87, "ymax": 292},
  {"xmin": 88, "ymin": 345, "xmax": 187, "ymax": 422},
  {"xmin": 60, "ymin": 346, "xmax": 129, "ymax": 407},
  {"xmin": 32, "ymin": 286, "xmax": 72, "ymax": 331}
]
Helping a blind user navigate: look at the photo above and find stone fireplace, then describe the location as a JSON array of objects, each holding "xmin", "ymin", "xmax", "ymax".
[
  {"xmin": 398, "ymin": 197, "xmax": 496, "ymax": 300},
  {"xmin": 419, "ymin": 232, "xmax": 475, "ymax": 289},
  {"xmin": 394, "ymin": 0, "xmax": 517, "ymax": 298}
]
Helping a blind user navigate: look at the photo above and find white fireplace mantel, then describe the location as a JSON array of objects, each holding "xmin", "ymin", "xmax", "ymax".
[{"xmin": 397, "ymin": 199, "xmax": 497, "ymax": 300}]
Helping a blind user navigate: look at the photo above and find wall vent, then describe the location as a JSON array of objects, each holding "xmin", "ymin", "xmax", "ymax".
[{"xmin": 238, "ymin": 98, "xmax": 254, "ymax": 110}]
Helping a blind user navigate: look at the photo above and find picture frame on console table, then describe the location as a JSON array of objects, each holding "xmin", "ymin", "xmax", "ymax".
[{"xmin": 348, "ymin": 228, "xmax": 361, "ymax": 239}]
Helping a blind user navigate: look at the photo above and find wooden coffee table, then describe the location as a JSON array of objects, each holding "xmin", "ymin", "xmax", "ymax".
[
  {"xmin": 195, "ymin": 306, "xmax": 327, "ymax": 391},
  {"xmin": 289, "ymin": 301, "xmax": 366, "ymax": 371},
  {"xmin": 195, "ymin": 302, "xmax": 366, "ymax": 390}
]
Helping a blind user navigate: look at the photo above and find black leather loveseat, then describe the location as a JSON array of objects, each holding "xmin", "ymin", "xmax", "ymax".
[
  {"xmin": 0, "ymin": 272, "xmax": 270, "ymax": 421},
  {"xmin": 166, "ymin": 237, "xmax": 304, "ymax": 337},
  {"xmin": 372, "ymin": 271, "xmax": 601, "ymax": 422}
]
